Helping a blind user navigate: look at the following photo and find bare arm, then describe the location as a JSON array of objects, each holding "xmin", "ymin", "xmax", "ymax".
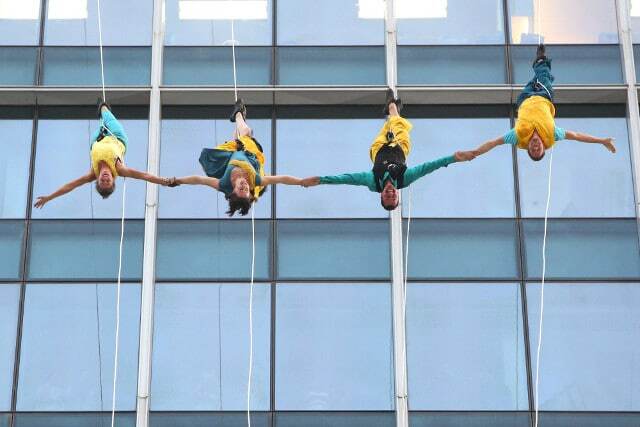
[
  {"xmin": 33, "ymin": 170, "xmax": 95, "ymax": 208},
  {"xmin": 174, "ymin": 175, "xmax": 220, "ymax": 189},
  {"xmin": 471, "ymin": 136, "xmax": 505, "ymax": 157},
  {"xmin": 116, "ymin": 163, "xmax": 174, "ymax": 185},
  {"xmin": 565, "ymin": 131, "xmax": 616, "ymax": 153},
  {"xmin": 260, "ymin": 175, "xmax": 303, "ymax": 186},
  {"xmin": 301, "ymin": 177, "xmax": 321, "ymax": 187}
]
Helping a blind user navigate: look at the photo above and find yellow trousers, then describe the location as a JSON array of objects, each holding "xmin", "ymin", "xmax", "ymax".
[{"xmin": 369, "ymin": 116, "xmax": 413, "ymax": 162}]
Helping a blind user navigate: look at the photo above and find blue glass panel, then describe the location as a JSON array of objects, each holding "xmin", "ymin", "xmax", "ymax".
[
  {"xmin": 17, "ymin": 284, "xmax": 140, "ymax": 410},
  {"xmin": 277, "ymin": 47, "xmax": 385, "ymax": 85},
  {"xmin": 156, "ymin": 220, "xmax": 270, "ymax": 281},
  {"xmin": 635, "ymin": 46, "xmax": 640, "ymax": 82},
  {"xmin": 402, "ymin": 118, "xmax": 514, "ymax": 217},
  {"xmin": 0, "ymin": 221, "xmax": 24, "ymax": 280},
  {"xmin": 410, "ymin": 412, "xmax": 530, "ymax": 427},
  {"xmin": 276, "ymin": 412, "xmax": 395, "ymax": 427},
  {"xmin": 518, "ymin": 118, "xmax": 633, "ymax": 218},
  {"xmin": 276, "ymin": 118, "xmax": 386, "ymax": 219},
  {"xmin": 0, "ymin": 4, "xmax": 40, "ymax": 45},
  {"xmin": 0, "ymin": 120, "xmax": 32, "ymax": 218},
  {"xmin": 407, "ymin": 283, "xmax": 528, "ymax": 410},
  {"xmin": 527, "ymin": 283, "xmax": 640, "ymax": 410},
  {"xmin": 0, "ymin": 414, "xmax": 7, "ymax": 427},
  {"xmin": 163, "ymin": 47, "xmax": 271, "ymax": 85},
  {"xmin": 398, "ymin": 46, "xmax": 506, "ymax": 85},
  {"xmin": 523, "ymin": 219, "xmax": 640, "ymax": 280},
  {"xmin": 405, "ymin": 220, "xmax": 519, "ymax": 280},
  {"xmin": 277, "ymin": 0, "xmax": 383, "ymax": 45},
  {"xmin": 277, "ymin": 220, "xmax": 389, "ymax": 280},
  {"xmin": 14, "ymin": 413, "xmax": 136, "ymax": 427},
  {"xmin": 150, "ymin": 412, "xmax": 271, "ymax": 427},
  {"xmin": 0, "ymin": 285, "xmax": 19, "ymax": 410},
  {"xmin": 32, "ymin": 119, "xmax": 148, "ymax": 219},
  {"xmin": 512, "ymin": 45, "xmax": 622, "ymax": 85},
  {"xmin": 276, "ymin": 284, "xmax": 393, "ymax": 410},
  {"xmin": 0, "ymin": 47, "xmax": 37, "ymax": 85},
  {"xmin": 28, "ymin": 220, "xmax": 144, "ymax": 280},
  {"xmin": 159, "ymin": 119, "xmax": 271, "ymax": 219},
  {"xmin": 151, "ymin": 284, "xmax": 270, "ymax": 410},
  {"xmin": 42, "ymin": 47, "xmax": 151, "ymax": 86},
  {"xmin": 537, "ymin": 413, "xmax": 640, "ymax": 427}
]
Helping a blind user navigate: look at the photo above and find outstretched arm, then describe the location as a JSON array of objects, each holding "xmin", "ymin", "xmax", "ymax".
[
  {"xmin": 116, "ymin": 163, "xmax": 174, "ymax": 186},
  {"xmin": 403, "ymin": 151, "xmax": 475, "ymax": 187},
  {"xmin": 173, "ymin": 175, "xmax": 220, "ymax": 189},
  {"xmin": 261, "ymin": 175, "xmax": 304, "ymax": 186},
  {"xmin": 471, "ymin": 136, "xmax": 505, "ymax": 157},
  {"xmin": 565, "ymin": 131, "xmax": 616, "ymax": 153},
  {"xmin": 33, "ymin": 170, "xmax": 95, "ymax": 208},
  {"xmin": 303, "ymin": 171, "xmax": 374, "ymax": 189}
]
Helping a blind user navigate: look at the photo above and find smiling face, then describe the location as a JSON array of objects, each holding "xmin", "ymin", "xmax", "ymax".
[
  {"xmin": 95, "ymin": 165, "xmax": 115, "ymax": 198},
  {"xmin": 381, "ymin": 180, "xmax": 399, "ymax": 211},
  {"xmin": 232, "ymin": 175, "xmax": 251, "ymax": 199},
  {"xmin": 528, "ymin": 131, "xmax": 546, "ymax": 161}
]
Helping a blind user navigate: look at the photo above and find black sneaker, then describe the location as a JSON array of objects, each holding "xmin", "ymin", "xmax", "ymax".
[
  {"xmin": 534, "ymin": 44, "xmax": 547, "ymax": 65},
  {"xmin": 230, "ymin": 98, "xmax": 247, "ymax": 122},
  {"xmin": 97, "ymin": 100, "xmax": 111, "ymax": 118},
  {"xmin": 383, "ymin": 88, "xmax": 403, "ymax": 116}
]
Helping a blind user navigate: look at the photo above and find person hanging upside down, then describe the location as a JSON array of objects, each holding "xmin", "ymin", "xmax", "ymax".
[
  {"xmin": 470, "ymin": 45, "xmax": 616, "ymax": 161},
  {"xmin": 170, "ymin": 99, "xmax": 304, "ymax": 216},
  {"xmin": 34, "ymin": 103, "xmax": 174, "ymax": 208},
  {"xmin": 300, "ymin": 89, "xmax": 477, "ymax": 211}
]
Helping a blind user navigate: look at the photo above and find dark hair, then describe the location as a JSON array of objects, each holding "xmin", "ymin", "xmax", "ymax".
[
  {"xmin": 225, "ymin": 192, "xmax": 252, "ymax": 217},
  {"xmin": 380, "ymin": 193, "xmax": 398, "ymax": 211},
  {"xmin": 96, "ymin": 181, "xmax": 116, "ymax": 199},
  {"xmin": 528, "ymin": 147, "xmax": 545, "ymax": 162}
]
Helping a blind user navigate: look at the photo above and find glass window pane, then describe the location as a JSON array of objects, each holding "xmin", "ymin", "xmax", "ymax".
[
  {"xmin": 527, "ymin": 283, "xmax": 640, "ymax": 411},
  {"xmin": 276, "ymin": 284, "xmax": 393, "ymax": 410},
  {"xmin": 407, "ymin": 283, "xmax": 528, "ymax": 410},
  {"xmin": 406, "ymin": 220, "xmax": 519, "ymax": 280},
  {"xmin": 276, "ymin": 412, "xmax": 394, "ymax": 427},
  {"xmin": 0, "ymin": 119, "xmax": 32, "ymax": 218},
  {"xmin": 17, "ymin": 284, "xmax": 140, "ymax": 410},
  {"xmin": 397, "ymin": 0, "xmax": 504, "ymax": 45},
  {"xmin": 164, "ymin": 0, "xmax": 272, "ymax": 46},
  {"xmin": 163, "ymin": 47, "xmax": 271, "ymax": 85},
  {"xmin": 32, "ymin": 118, "xmax": 148, "ymax": 219},
  {"xmin": 398, "ymin": 46, "xmax": 506, "ymax": 85},
  {"xmin": 532, "ymin": 413, "xmax": 640, "ymax": 427},
  {"xmin": 277, "ymin": 0, "xmax": 383, "ymax": 45},
  {"xmin": 14, "ymin": 413, "xmax": 136, "ymax": 427},
  {"xmin": 277, "ymin": 220, "xmax": 389, "ymax": 280},
  {"xmin": 150, "ymin": 412, "xmax": 271, "ymax": 427},
  {"xmin": 0, "ymin": 285, "xmax": 19, "ymax": 410},
  {"xmin": 0, "ymin": 47, "xmax": 37, "ymax": 85},
  {"xmin": 28, "ymin": 220, "xmax": 144, "ymax": 281},
  {"xmin": 0, "ymin": 0, "xmax": 40, "ymax": 45},
  {"xmin": 156, "ymin": 220, "xmax": 271, "ymax": 281},
  {"xmin": 159, "ymin": 118, "xmax": 271, "ymax": 219},
  {"xmin": 508, "ymin": 0, "xmax": 618, "ymax": 44},
  {"xmin": 44, "ymin": 0, "xmax": 152, "ymax": 45},
  {"xmin": 151, "ymin": 284, "xmax": 270, "ymax": 410},
  {"xmin": 401, "ymin": 118, "xmax": 514, "ymax": 217},
  {"xmin": 410, "ymin": 412, "xmax": 530, "ymax": 427},
  {"xmin": 277, "ymin": 47, "xmax": 385, "ymax": 86},
  {"xmin": 519, "ymin": 118, "xmax": 633, "ymax": 218},
  {"xmin": 0, "ymin": 221, "xmax": 24, "ymax": 280},
  {"xmin": 523, "ymin": 219, "xmax": 640, "ymax": 280},
  {"xmin": 0, "ymin": 414, "xmax": 7, "ymax": 427}
]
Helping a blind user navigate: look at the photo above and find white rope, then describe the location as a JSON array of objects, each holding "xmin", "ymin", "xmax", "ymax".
[
  {"xmin": 111, "ymin": 179, "xmax": 126, "ymax": 427},
  {"xmin": 231, "ymin": 18, "xmax": 239, "ymax": 102},
  {"xmin": 96, "ymin": 0, "xmax": 106, "ymax": 102},
  {"xmin": 247, "ymin": 207, "xmax": 255, "ymax": 427},
  {"xmin": 537, "ymin": 0, "xmax": 542, "ymax": 46},
  {"xmin": 401, "ymin": 186, "xmax": 412, "ymax": 385},
  {"xmin": 534, "ymin": 149, "xmax": 553, "ymax": 427}
]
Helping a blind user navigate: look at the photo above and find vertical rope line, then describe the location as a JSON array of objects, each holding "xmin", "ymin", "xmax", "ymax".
[
  {"xmin": 537, "ymin": 0, "xmax": 542, "ymax": 46},
  {"xmin": 231, "ymin": 18, "xmax": 238, "ymax": 102},
  {"xmin": 401, "ymin": 186, "xmax": 412, "ymax": 401},
  {"xmin": 111, "ymin": 178, "xmax": 126, "ymax": 427},
  {"xmin": 247, "ymin": 208, "xmax": 256, "ymax": 427},
  {"xmin": 96, "ymin": 0, "xmax": 106, "ymax": 102}
]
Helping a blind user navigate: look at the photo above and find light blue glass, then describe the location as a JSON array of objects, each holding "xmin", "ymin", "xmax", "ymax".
[
  {"xmin": 164, "ymin": 0, "xmax": 272, "ymax": 46},
  {"xmin": 0, "ymin": 221, "xmax": 24, "ymax": 280},
  {"xmin": 402, "ymin": 118, "xmax": 514, "ymax": 217},
  {"xmin": 44, "ymin": 0, "xmax": 151, "ymax": 45},
  {"xmin": 277, "ymin": 0, "xmax": 383, "ymax": 45},
  {"xmin": 0, "ymin": 48, "xmax": 37, "ymax": 85},
  {"xmin": 410, "ymin": 412, "xmax": 530, "ymax": 427},
  {"xmin": 0, "ymin": 120, "xmax": 32, "ymax": 218},
  {"xmin": 277, "ymin": 47, "xmax": 385, "ymax": 85},
  {"xmin": 519, "ymin": 118, "xmax": 634, "ymax": 217},
  {"xmin": 151, "ymin": 284, "xmax": 270, "ymax": 410},
  {"xmin": 159, "ymin": 118, "xmax": 271, "ymax": 219},
  {"xmin": 163, "ymin": 47, "xmax": 271, "ymax": 85},
  {"xmin": 0, "ymin": 414, "xmax": 8, "ymax": 427},
  {"xmin": 277, "ymin": 220, "xmax": 390, "ymax": 280},
  {"xmin": 277, "ymin": 413, "xmax": 395, "ymax": 427},
  {"xmin": 42, "ymin": 47, "xmax": 151, "ymax": 86},
  {"xmin": 150, "ymin": 413, "xmax": 270, "ymax": 427},
  {"xmin": 528, "ymin": 413, "xmax": 640, "ymax": 427},
  {"xmin": 397, "ymin": 0, "xmax": 504, "ymax": 45},
  {"xmin": 0, "ymin": 285, "xmax": 19, "ymax": 410},
  {"xmin": 156, "ymin": 220, "xmax": 270, "ymax": 280},
  {"xmin": 407, "ymin": 283, "xmax": 528, "ymax": 410},
  {"xmin": 405, "ymin": 220, "xmax": 519, "ymax": 279},
  {"xmin": 512, "ymin": 45, "xmax": 622, "ymax": 85},
  {"xmin": 17, "ymin": 284, "xmax": 141, "ymax": 410},
  {"xmin": 32, "ymin": 118, "xmax": 148, "ymax": 219},
  {"xmin": 14, "ymin": 413, "xmax": 136, "ymax": 427},
  {"xmin": 523, "ymin": 219, "xmax": 640, "ymax": 280},
  {"xmin": 398, "ymin": 46, "xmax": 506, "ymax": 85},
  {"xmin": 527, "ymin": 283, "xmax": 640, "ymax": 411},
  {"xmin": 635, "ymin": 45, "xmax": 640, "ymax": 82},
  {"xmin": 276, "ymin": 284, "xmax": 393, "ymax": 410},
  {"xmin": 0, "ymin": 1, "xmax": 40, "ymax": 45},
  {"xmin": 28, "ymin": 220, "xmax": 144, "ymax": 280},
  {"xmin": 276, "ymin": 119, "xmax": 386, "ymax": 218}
]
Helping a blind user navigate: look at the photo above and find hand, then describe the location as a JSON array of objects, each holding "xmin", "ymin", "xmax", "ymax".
[
  {"xmin": 454, "ymin": 150, "xmax": 476, "ymax": 162},
  {"xmin": 34, "ymin": 196, "xmax": 50, "ymax": 208},
  {"xmin": 301, "ymin": 177, "xmax": 320, "ymax": 187},
  {"xmin": 602, "ymin": 138, "xmax": 616, "ymax": 153},
  {"xmin": 165, "ymin": 177, "xmax": 180, "ymax": 187}
]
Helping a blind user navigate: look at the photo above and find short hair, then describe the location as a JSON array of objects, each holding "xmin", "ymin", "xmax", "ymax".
[
  {"xmin": 225, "ymin": 192, "xmax": 253, "ymax": 217},
  {"xmin": 380, "ymin": 193, "xmax": 398, "ymax": 211},
  {"xmin": 528, "ymin": 147, "xmax": 545, "ymax": 162},
  {"xmin": 96, "ymin": 181, "xmax": 115, "ymax": 199}
]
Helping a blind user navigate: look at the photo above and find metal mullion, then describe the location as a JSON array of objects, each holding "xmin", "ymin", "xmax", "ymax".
[{"xmin": 270, "ymin": 104, "xmax": 277, "ymax": 414}]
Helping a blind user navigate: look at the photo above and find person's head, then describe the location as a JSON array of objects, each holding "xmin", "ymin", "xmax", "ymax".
[
  {"xmin": 232, "ymin": 175, "xmax": 251, "ymax": 199},
  {"xmin": 225, "ymin": 192, "xmax": 253, "ymax": 217},
  {"xmin": 380, "ymin": 180, "xmax": 399, "ymax": 211},
  {"xmin": 95, "ymin": 165, "xmax": 115, "ymax": 198},
  {"xmin": 527, "ymin": 130, "xmax": 546, "ymax": 161}
]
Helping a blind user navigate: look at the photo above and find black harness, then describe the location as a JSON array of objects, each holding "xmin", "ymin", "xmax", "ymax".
[{"xmin": 372, "ymin": 140, "xmax": 407, "ymax": 193}]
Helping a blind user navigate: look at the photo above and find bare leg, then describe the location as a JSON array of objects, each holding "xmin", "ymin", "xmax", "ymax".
[
  {"xmin": 388, "ymin": 102, "xmax": 400, "ymax": 118},
  {"xmin": 233, "ymin": 112, "xmax": 252, "ymax": 139}
]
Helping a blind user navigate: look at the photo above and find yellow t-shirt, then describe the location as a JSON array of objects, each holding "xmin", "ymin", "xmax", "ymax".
[
  {"xmin": 514, "ymin": 96, "xmax": 556, "ymax": 149},
  {"xmin": 91, "ymin": 136, "xmax": 126, "ymax": 178}
]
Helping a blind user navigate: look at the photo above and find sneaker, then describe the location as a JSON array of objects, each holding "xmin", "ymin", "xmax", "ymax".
[
  {"xmin": 534, "ymin": 44, "xmax": 547, "ymax": 65},
  {"xmin": 97, "ymin": 100, "xmax": 111, "ymax": 118},
  {"xmin": 230, "ymin": 98, "xmax": 247, "ymax": 123},
  {"xmin": 383, "ymin": 88, "xmax": 403, "ymax": 116}
]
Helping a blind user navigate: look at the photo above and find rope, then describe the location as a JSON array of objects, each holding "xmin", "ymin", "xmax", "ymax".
[
  {"xmin": 534, "ymin": 149, "xmax": 553, "ymax": 427},
  {"xmin": 96, "ymin": 0, "xmax": 106, "ymax": 102},
  {"xmin": 231, "ymin": 18, "xmax": 238, "ymax": 102},
  {"xmin": 401, "ymin": 186, "xmax": 412, "ymax": 387},
  {"xmin": 537, "ymin": 0, "xmax": 542, "ymax": 46},
  {"xmin": 247, "ymin": 207, "xmax": 256, "ymax": 427}
]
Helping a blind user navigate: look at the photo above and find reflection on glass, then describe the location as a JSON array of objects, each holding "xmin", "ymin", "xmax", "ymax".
[
  {"xmin": 0, "ymin": 120, "xmax": 32, "ymax": 218},
  {"xmin": 151, "ymin": 284, "xmax": 270, "ymax": 410},
  {"xmin": 0, "ymin": 0, "xmax": 40, "ymax": 45},
  {"xmin": 0, "ymin": 285, "xmax": 19, "ymax": 410}
]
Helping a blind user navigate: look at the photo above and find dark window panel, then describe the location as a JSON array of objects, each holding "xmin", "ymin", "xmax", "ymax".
[
  {"xmin": 0, "ymin": 47, "xmax": 37, "ymax": 85},
  {"xmin": 536, "ymin": 412, "xmax": 640, "ymax": 427},
  {"xmin": 150, "ymin": 412, "xmax": 271, "ymax": 427},
  {"xmin": 410, "ymin": 411, "xmax": 530, "ymax": 427},
  {"xmin": 275, "ymin": 412, "xmax": 395, "ymax": 427},
  {"xmin": 0, "ymin": 221, "xmax": 24, "ymax": 280},
  {"xmin": 13, "ymin": 413, "xmax": 135, "ymax": 427}
]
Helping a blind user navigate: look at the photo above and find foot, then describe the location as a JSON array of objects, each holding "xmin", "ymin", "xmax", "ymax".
[
  {"xmin": 230, "ymin": 98, "xmax": 247, "ymax": 123},
  {"xmin": 97, "ymin": 100, "xmax": 111, "ymax": 118},
  {"xmin": 534, "ymin": 44, "xmax": 547, "ymax": 64},
  {"xmin": 383, "ymin": 88, "xmax": 403, "ymax": 116}
]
